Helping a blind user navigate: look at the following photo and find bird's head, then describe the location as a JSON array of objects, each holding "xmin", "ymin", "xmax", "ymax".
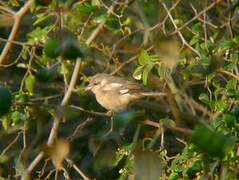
[{"xmin": 85, "ymin": 73, "xmax": 109, "ymax": 93}]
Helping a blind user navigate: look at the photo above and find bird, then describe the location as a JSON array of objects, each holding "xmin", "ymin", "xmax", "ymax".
[{"xmin": 86, "ymin": 73, "xmax": 171, "ymax": 112}]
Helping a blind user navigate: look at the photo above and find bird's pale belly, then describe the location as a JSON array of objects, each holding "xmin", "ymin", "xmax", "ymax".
[{"xmin": 95, "ymin": 92, "xmax": 131, "ymax": 112}]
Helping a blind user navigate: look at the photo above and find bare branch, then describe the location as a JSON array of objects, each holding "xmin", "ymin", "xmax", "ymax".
[
  {"xmin": 1, "ymin": 132, "xmax": 21, "ymax": 156},
  {"xmin": 0, "ymin": 0, "xmax": 34, "ymax": 65},
  {"xmin": 160, "ymin": 1, "xmax": 200, "ymax": 56},
  {"xmin": 66, "ymin": 158, "xmax": 90, "ymax": 180},
  {"xmin": 170, "ymin": 0, "xmax": 223, "ymax": 35}
]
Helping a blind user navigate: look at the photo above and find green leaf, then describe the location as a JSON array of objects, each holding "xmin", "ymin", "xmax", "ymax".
[
  {"xmin": 168, "ymin": 172, "xmax": 180, "ymax": 180},
  {"xmin": 198, "ymin": 93, "xmax": 209, "ymax": 104},
  {"xmin": 114, "ymin": 110, "xmax": 145, "ymax": 130},
  {"xmin": 142, "ymin": 63, "xmax": 154, "ymax": 85},
  {"xmin": 91, "ymin": 0, "xmax": 101, "ymax": 6},
  {"xmin": 93, "ymin": 140, "xmax": 117, "ymax": 169},
  {"xmin": 192, "ymin": 23, "xmax": 202, "ymax": 33},
  {"xmin": 213, "ymin": 100, "xmax": 229, "ymax": 112},
  {"xmin": 0, "ymin": 86, "xmax": 12, "ymax": 117},
  {"xmin": 1, "ymin": 116, "xmax": 9, "ymax": 130},
  {"xmin": 15, "ymin": 92, "xmax": 29, "ymax": 103},
  {"xmin": 226, "ymin": 89, "xmax": 239, "ymax": 99},
  {"xmin": 191, "ymin": 64, "xmax": 207, "ymax": 74},
  {"xmin": 138, "ymin": 50, "xmax": 151, "ymax": 65},
  {"xmin": 191, "ymin": 125, "xmax": 235, "ymax": 158},
  {"xmin": 133, "ymin": 66, "xmax": 144, "ymax": 80},
  {"xmin": 25, "ymin": 74, "xmax": 36, "ymax": 95},
  {"xmin": 61, "ymin": 38, "xmax": 84, "ymax": 59},
  {"xmin": 186, "ymin": 160, "xmax": 203, "ymax": 178},
  {"xmin": 231, "ymin": 103, "xmax": 239, "ymax": 116},
  {"xmin": 106, "ymin": 17, "xmax": 121, "ymax": 34},
  {"xmin": 9, "ymin": 0, "xmax": 20, "ymax": 6},
  {"xmin": 123, "ymin": 17, "xmax": 131, "ymax": 26},
  {"xmin": 75, "ymin": 3, "xmax": 98, "ymax": 14},
  {"xmin": 189, "ymin": 35, "xmax": 199, "ymax": 46},
  {"xmin": 36, "ymin": 66, "xmax": 58, "ymax": 82},
  {"xmin": 44, "ymin": 37, "xmax": 61, "ymax": 58},
  {"xmin": 93, "ymin": 14, "xmax": 107, "ymax": 24},
  {"xmin": 134, "ymin": 150, "xmax": 162, "ymax": 180},
  {"xmin": 226, "ymin": 80, "xmax": 237, "ymax": 90},
  {"xmin": 142, "ymin": 70, "xmax": 149, "ymax": 85},
  {"xmin": 27, "ymin": 26, "xmax": 52, "ymax": 45},
  {"xmin": 11, "ymin": 111, "xmax": 22, "ymax": 125},
  {"xmin": 219, "ymin": 40, "xmax": 234, "ymax": 50},
  {"xmin": 34, "ymin": 13, "xmax": 52, "ymax": 26},
  {"xmin": 222, "ymin": 113, "xmax": 237, "ymax": 128}
]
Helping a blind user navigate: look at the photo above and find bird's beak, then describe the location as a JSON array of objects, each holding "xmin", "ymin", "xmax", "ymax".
[{"xmin": 85, "ymin": 84, "xmax": 93, "ymax": 91}]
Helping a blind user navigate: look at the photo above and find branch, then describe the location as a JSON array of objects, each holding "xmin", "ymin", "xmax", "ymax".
[
  {"xmin": 0, "ymin": 3, "xmax": 15, "ymax": 15},
  {"xmin": 143, "ymin": 119, "xmax": 192, "ymax": 135},
  {"xmin": 160, "ymin": 1, "xmax": 200, "ymax": 56},
  {"xmin": 190, "ymin": 4, "xmax": 218, "ymax": 29},
  {"xmin": 70, "ymin": 105, "xmax": 110, "ymax": 117},
  {"xmin": 1, "ymin": 132, "xmax": 21, "ymax": 156},
  {"xmin": 170, "ymin": 0, "xmax": 223, "ymax": 35},
  {"xmin": 220, "ymin": 69, "xmax": 239, "ymax": 81},
  {"xmin": 66, "ymin": 158, "xmax": 90, "ymax": 180},
  {"xmin": 0, "ymin": 0, "xmax": 34, "ymax": 65}
]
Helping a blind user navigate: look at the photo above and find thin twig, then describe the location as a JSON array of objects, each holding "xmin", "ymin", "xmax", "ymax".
[
  {"xmin": 170, "ymin": 0, "xmax": 223, "ymax": 35},
  {"xmin": 111, "ymin": 45, "xmax": 153, "ymax": 75},
  {"xmin": 19, "ymin": 46, "xmax": 35, "ymax": 91},
  {"xmin": 0, "ymin": 37, "xmax": 26, "ymax": 46},
  {"xmin": 143, "ymin": 119, "xmax": 192, "ymax": 135},
  {"xmin": 68, "ymin": 118, "xmax": 94, "ymax": 141},
  {"xmin": 110, "ymin": 56, "xmax": 137, "ymax": 75},
  {"xmin": 149, "ymin": 0, "xmax": 182, "ymax": 32},
  {"xmin": 181, "ymin": 93, "xmax": 213, "ymax": 117},
  {"xmin": 29, "ymin": 94, "xmax": 63, "ymax": 102},
  {"xmin": 62, "ymin": 167, "xmax": 71, "ymax": 180},
  {"xmin": 54, "ymin": 170, "xmax": 58, "ymax": 180},
  {"xmin": 0, "ymin": 45, "xmax": 25, "ymax": 68},
  {"xmin": 43, "ymin": 169, "xmax": 56, "ymax": 180},
  {"xmin": 0, "ymin": 5, "xmax": 15, "ymax": 15},
  {"xmin": 160, "ymin": 1, "xmax": 200, "ymax": 56},
  {"xmin": 66, "ymin": 158, "xmax": 90, "ymax": 180},
  {"xmin": 220, "ymin": 70, "xmax": 239, "ymax": 81},
  {"xmin": 70, "ymin": 105, "xmax": 109, "ymax": 117},
  {"xmin": 190, "ymin": 4, "xmax": 218, "ymax": 29},
  {"xmin": 37, "ymin": 159, "xmax": 50, "ymax": 179},
  {"xmin": 1, "ymin": 132, "xmax": 21, "ymax": 156}
]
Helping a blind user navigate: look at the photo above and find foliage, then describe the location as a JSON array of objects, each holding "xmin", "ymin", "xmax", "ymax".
[{"xmin": 0, "ymin": 0, "xmax": 239, "ymax": 179}]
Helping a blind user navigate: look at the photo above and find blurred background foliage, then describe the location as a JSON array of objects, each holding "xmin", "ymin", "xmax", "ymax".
[{"xmin": 0, "ymin": 0, "xmax": 239, "ymax": 179}]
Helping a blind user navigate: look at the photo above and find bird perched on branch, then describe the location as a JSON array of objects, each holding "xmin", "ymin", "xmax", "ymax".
[{"xmin": 86, "ymin": 73, "xmax": 172, "ymax": 112}]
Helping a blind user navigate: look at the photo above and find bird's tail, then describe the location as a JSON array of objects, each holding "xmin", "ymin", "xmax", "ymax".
[{"xmin": 139, "ymin": 92, "xmax": 175, "ymax": 97}]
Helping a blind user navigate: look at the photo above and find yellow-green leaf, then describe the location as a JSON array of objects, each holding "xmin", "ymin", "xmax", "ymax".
[
  {"xmin": 25, "ymin": 74, "xmax": 36, "ymax": 95},
  {"xmin": 139, "ymin": 50, "xmax": 151, "ymax": 65}
]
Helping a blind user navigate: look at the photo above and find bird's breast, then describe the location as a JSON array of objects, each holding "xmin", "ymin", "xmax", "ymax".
[{"xmin": 95, "ymin": 92, "xmax": 132, "ymax": 112}]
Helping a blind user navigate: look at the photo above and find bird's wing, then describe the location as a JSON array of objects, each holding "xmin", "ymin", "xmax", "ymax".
[{"xmin": 102, "ymin": 75, "xmax": 143, "ymax": 94}]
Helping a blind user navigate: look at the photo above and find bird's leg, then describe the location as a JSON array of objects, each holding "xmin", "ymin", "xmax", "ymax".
[
  {"xmin": 110, "ymin": 112, "xmax": 114, "ymax": 132},
  {"xmin": 105, "ymin": 110, "xmax": 114, "ymax": 134}
]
